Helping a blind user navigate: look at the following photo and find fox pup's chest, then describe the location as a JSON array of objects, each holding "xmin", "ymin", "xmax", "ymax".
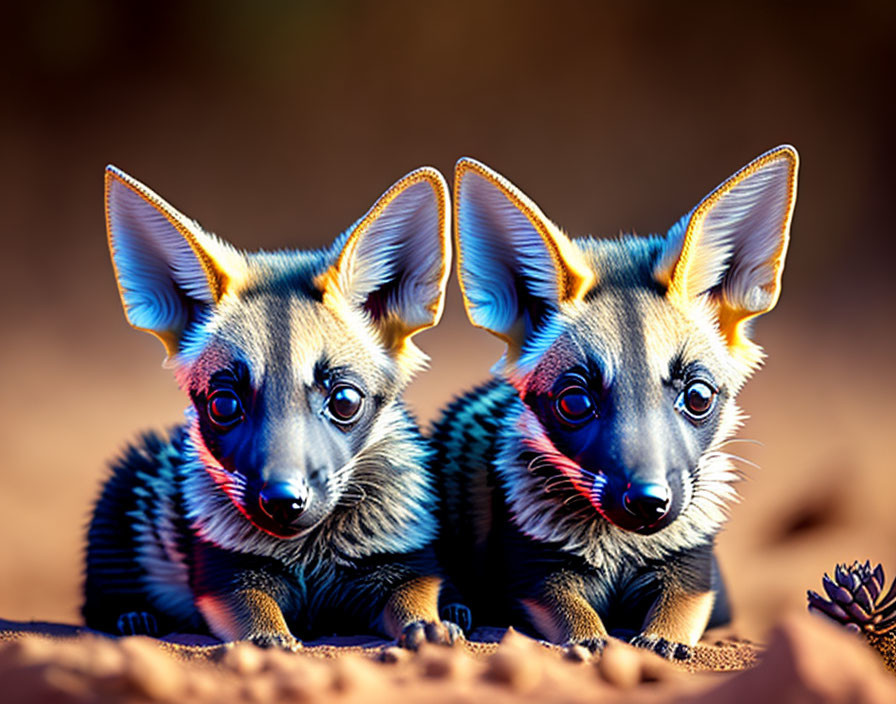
[{"xmin": 489, "ymin": 508, "xmax": 651, "ymax": 588}]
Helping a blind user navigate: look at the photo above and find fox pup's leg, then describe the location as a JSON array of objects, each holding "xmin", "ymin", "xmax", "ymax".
[
  {"xmin": 196, "ymin": 587, "xmax": 300, "ymax": 651},
  {"xmin": 192, "ymin": 545, "xmax": 301, "ymax": 650},
  {"xmin": 437, "ymin": 577, "xmax": 473, "ymax": 633},
  {"xmin": 630, "ymin": 545, "xmax": 715, "ymax": 661},
  {"xmin": 383, "ymin": 575, "xmax": 464, "ymax": 649},
  {"xmin": 707, "ymin": 552, "xmax": 732, "ymax": 628},
  {"xmin": 351, "ymin": 550, "xmax": 462, "ymax": 649},
  {"xmin": 522, "ymin": 570, "xmax": 609, "ymax": 653}
]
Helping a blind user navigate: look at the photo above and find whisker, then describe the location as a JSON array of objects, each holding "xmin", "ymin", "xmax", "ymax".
[
  {"xmin": 716, "ymin": 438, "xmax": 763, "ymax": 448},
  {"xmin": 344, "ymin": 478, "xmax": 386, "ymax": 491},
  {"xmin": 544, "ymin": 477, "xmax": 574, "ymax": 493},
  {"xmin": 563, "ymin": 493, "xmax": 585, "ymax": 506},
  {"xmin": 330, "ymin": 466, "xmax": 359, "ymax": 481},
  {"xmin": 712, "ymin": 451, "xmax": 760, "ymax": 470},
  {"xmin": 527, "ymin": 454, "xmax": 557, "ymax": 473},
  {"xmin": 342, "ymin": 485, "xmax": 367, "ymax": 501},
  {"xmin": 337, "ymin": 494, "xmax": 387, "ymax": 510}
]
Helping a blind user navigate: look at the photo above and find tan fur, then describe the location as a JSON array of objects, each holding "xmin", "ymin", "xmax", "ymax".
[
  {"xmin": 180, "ymin": 285, "xmax": 393, "ymax": 395},
  {"xmin": 523, "ymin": 571, "xmax": 608, "ymax": 644},
  {"xmin": 196, "ymin": 589, "xmax": 293, "ymax": 644},
  {"xmin": 641, "ymin": 590, "xmax": 716, "ymax": 646},
  {"xmin": 382, "ymin": 576, "xmax": 443, "ymax": 637}
]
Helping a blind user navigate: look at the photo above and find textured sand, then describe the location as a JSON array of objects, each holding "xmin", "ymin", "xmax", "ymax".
[{"xmin": 0, "ymin": 615, "xmax": 893, "ymax": 703}]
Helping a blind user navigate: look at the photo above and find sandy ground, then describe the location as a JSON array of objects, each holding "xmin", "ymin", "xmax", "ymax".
[{"xmin": 0, "ymin": 614, "xmax": 894, "ymax": 703}]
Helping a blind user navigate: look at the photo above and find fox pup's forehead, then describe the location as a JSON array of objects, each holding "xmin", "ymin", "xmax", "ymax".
[
  {"xmin": 181, "ymin": 291, "xmax": 394, "ymax": 394},
  {"xmin": 527, "ymin": 288, "xmax": 738, "ymax": 395}
]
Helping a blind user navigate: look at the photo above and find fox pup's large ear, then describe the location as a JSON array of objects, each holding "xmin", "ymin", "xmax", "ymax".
[
  {"xmin": 319, "ymin": 167, "xmax": 451, "ymax": 359},
  {"xmin": 453, "ymin": 158, "xmax": 595, "ymax": 361},
  {"xmin": 656, "ymin": 145, "xmax": 799, "ymax": 362},
  {"xmin": 105, "ymin": 166, "xmax": 244, "ymax": 359}
]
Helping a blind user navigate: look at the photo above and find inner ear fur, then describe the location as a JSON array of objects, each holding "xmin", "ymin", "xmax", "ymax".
[
  {"xmin": 318, "ymin": 167, "xmax": 451, "ymax": 356},
  {"xmin": 658, "ymin": 145, "xmax": 799, "ymax": 359},
  {"xmin": 105, "ymin": 166, "xmax": 244, "ymax": 358},
  {"xmin": 453, "ymin": 157, "xmax": 595, "ymax": 358}
]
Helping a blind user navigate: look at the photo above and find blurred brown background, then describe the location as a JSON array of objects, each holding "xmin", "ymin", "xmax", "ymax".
[{"xmin": 0, "ymin": 1, "xmax": 893, "ymax": 638}]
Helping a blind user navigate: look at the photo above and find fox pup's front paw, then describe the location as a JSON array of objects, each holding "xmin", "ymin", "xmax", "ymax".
[
  {"xmin": 439, "ymin": 603, "xmax": 472, "ymax": 633},
  {"xmin": 247, "ymin": 632, "xmax": 302, "ymax": 651},
  {"xmin": 629, "ymin": 633, "xmax": 693, "ymax": 661},
  {"xmin": 398, "ymin": 619, "xmax": 463, "ymax": 650}
]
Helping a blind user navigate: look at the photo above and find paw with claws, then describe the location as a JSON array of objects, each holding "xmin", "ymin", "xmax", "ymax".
[
  {"xmin": 439, "ymin": 603, "xmax": 473, "ymax": 633},
  {"xmin": 398, "ymin": 619, "xmax": 464, "ymax": 650},
  {"xmin": 248, "ymin": 633, "xmax": 303, "ymax": 651},
  {"xmin": 630, "ymin": 633, "xmax": 693, "ymax": 661}
]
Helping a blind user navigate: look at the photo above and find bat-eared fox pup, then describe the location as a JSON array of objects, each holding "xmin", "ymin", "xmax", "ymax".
[
  {"xmin": 83, "ymin": 166, "xmax": 459, "ymax": 650},
  {"xmin": 434, "ymin": 146, "xmax": 799, "ymax": 660}
]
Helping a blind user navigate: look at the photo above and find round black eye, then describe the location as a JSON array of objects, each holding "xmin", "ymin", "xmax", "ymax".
[
  {"xmin": 207, "ymin": 390, "xmax": 244, "ymax": 429},
  {"xmin": 681, "ymin": 380, "xmax": 716, "ymax": 419},
  {"xmin": 553, "ymin": 386, "xmax": 596, "ymax": 426},
  {"xmin": 327, "ymin": 384, "xmax": 364, "ymax": 423}
]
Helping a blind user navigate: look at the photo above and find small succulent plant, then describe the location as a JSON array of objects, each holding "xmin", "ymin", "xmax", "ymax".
[{"xmin": 808, "ymin": 561, "xmax": 896, "ymax": 635}]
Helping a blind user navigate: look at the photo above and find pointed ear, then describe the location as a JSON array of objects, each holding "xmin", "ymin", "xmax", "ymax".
[
  {"xmin": 656, "ymin": 145, "xmax": 799, "ymax": 355},
  {"xmin": 318, "ymin": 167, "xmax": 451, "ymax": 356},
  {"xmin": 105, "ymin": 166, "xmax": 242, "ymax": 358},
  {"xmin": 453, "ymin": 158, "xmax": 595, "ymax": 358}
]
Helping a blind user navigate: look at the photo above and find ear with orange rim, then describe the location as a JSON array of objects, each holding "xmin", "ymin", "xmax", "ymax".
[
  {"xmin": 453, "ymin": 158, "xmax": 595, "ymax": 360},
  {"xmin": 105, "ymin": 166, "xmax": 242, "ymax": 358},
  {"xmin": 655, "ymin": 145, "xmax": 799, "ymax": 360},
  {"xmin": 318, "ymin": 167, "xmax": 451, "ymax": 356}
]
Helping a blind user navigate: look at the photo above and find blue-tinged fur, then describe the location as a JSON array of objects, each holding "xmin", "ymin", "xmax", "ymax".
[
  {"xmin": 86, "ymin": 165, "xmax": 454, "ymax": 648},
  {"xmin": 433, "ymin": 379, "xmax": 729, "ymax": 638},
  {"xmin": 84, "ymin": 412, "xmax": 440, "ymax": 639},
  {"xmin": 436, "ymin": 150, "xmax": 797, "ymax": 659}
]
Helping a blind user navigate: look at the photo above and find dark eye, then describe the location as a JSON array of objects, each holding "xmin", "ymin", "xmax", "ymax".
[
  {"xmin": 679, "ymin": 380, "xmax": 716, "ymax": 420},
  {"xmin": 553, "ymin": 385, "xmax": 596, "ymax": 426},
  {"xmin": 327, "ymin": 384, "xmax": 364, "ymax": 423},
  {"xmin": 207, "ymin": 390, "xmax": 244, "ymax": 429}
]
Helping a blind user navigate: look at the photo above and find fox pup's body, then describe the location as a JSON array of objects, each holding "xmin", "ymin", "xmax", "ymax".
[
  {"xmin": 85, "ymin": 419, "xmax": 437, "ymax": 641},
  {"xmin": 84, "ymin": 166, "xmax": 456, "ymax": 648},
  {"xmin": 435, "ymin": 148, "xmax": 799, "ymax": 659}
]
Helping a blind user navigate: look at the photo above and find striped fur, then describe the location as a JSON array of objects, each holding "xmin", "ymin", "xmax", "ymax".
[
  {"xmin": 85, "ymin": 166, "xmax": 455, "ymax": 647},
  {"xmin": 435, "ymin": 148, "xmax": 798, "ymax": 659}
]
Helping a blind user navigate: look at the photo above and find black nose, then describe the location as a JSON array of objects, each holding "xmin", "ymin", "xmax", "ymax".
[
  {"xmin": 258, "ymin": 483, "xmax": 307, "ymax": 527},
  {"xmin": 623, "ymin": 483, "xmax": 671, "ymax": 525}
]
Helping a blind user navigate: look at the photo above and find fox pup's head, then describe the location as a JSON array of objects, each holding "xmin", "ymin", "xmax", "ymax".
[
  {"xmin": 106, "ymin": 166, "xmax": 450, "ymax": 538},
  {"xmin": 455, "ymin": 147, "xmax": 798, "ymax": 537}
]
